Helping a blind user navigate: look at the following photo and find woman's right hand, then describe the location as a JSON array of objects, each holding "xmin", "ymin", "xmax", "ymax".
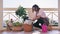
[{"xmin": 30, "ymin": 17, "xmax": 37, "ymax": 21}]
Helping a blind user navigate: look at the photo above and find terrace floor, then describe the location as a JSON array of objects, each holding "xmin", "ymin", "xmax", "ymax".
[{"xmin": 0, "ymin": 30, "xmax": 60, "ymax": 34}]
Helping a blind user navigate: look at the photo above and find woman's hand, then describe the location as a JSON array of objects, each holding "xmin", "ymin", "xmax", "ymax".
[
  {"xmin": 36, "ymin": 15, "xmax": 41, "ymax": 19},
  {"xmin": 30, "ymin": 17, "xmax": 36, "ymax": 21},
  {"xmin": 31, "ymin": 16, "xmax": 40, "ymax": 21}
]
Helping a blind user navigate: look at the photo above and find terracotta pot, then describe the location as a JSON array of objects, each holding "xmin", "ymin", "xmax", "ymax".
[
  {"xmin": 23, "ymin": 24, "xmax": 33, "ymax": 32},
  {"xmin": 12, "ymin": 26, "xmax": 23, "ymax": 31},
  {"xmin": 48, "ymin": 25, "xmax": 52, "ymax": 31}
]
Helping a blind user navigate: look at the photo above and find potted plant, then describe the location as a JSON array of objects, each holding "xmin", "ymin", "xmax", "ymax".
[
  {"xmin": 23, "ymin": 20, "xmax": 33, "ymax": 32},
  {"xmin": 12, "ymin": 21, "xmax": 23, "ymax": 31},
  {"xmin": 5, "ymin": 20, "xmax": 10, "ymax": 30},
  {"xmin": 5, "ymin": 20, "xmax": 13, "ymax": 31},
  {"xmin": 15, "ymin": 6, "xmax": 33, "ymax": 32},
  {"xmin": 15, "ymin": 6, "xmax": 27, "ymax": 22}
]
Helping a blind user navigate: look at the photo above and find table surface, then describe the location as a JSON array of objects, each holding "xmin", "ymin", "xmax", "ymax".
[{"xmin": 0, "ymin": 30, "xmax": 60, "ymax": 34}]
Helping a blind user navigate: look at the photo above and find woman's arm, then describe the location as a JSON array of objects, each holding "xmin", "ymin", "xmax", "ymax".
[
  {"xmin": 36, "ymin": 15, "xmax": 40, "ymax": 19},
  {"xmin": 30, "ymin": 17, "xmax": 37, "ymax": 21},
  {"xmin": 36, "ymin": 14, "xmax": 46, "ymax": 19},
  {"xmin": 31, "ymin": 15, "xmax": 40, "ymax": 20},
  {"xmin": 37, "ymin": 9, "xmax": 46, "ymax": 19}
]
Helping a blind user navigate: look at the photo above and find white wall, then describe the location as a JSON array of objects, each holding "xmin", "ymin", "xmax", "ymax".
[{"xmin": 3, "ymin": 0, "xmax": 58, "ymax": 8}]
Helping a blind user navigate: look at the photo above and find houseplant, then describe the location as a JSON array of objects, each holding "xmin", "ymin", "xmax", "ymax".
[
  {"xmin": 5, "ymin": 20, "xmax": 13, "ymax": 31},
  {"xmin": 12, "ymin": 21, "xmax": 23, "ymax": 31},
  {"xmin": 14, "ymin": 6, "xmax": 27, "ymax": 31},
  {"xmin": 15, "ymin": 6, "xmax": 33, "ymax": 32},
  {"xmin": 15, "ymin": 6, "xmax": 27, "ymax": 22},
  {"xmin": 23, "ymin": 20, "xmax": 33, "ymax": 32}
]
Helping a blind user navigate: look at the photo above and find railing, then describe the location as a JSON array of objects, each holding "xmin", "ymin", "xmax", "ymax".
[{"xmin": 3, "ymin": 8, "xmax": 58, "ymax": 25}]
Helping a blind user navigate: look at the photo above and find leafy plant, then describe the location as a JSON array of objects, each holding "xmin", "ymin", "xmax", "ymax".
[
  {"xmin": 5, "ymin": 20, "xmax": 9, "ymax": 24},
  {"xmin": 15, "ymin": 6, "xmax": 27, "ymax": 21},
  {"xmin": 13, "ymin": 22, "xmax": 22, "ymax": 26}
]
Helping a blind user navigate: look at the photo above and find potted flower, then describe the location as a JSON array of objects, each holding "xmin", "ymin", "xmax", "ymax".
[{"xmin": 12, "ymin": 21, "xmax": 23, "ymax": 31}]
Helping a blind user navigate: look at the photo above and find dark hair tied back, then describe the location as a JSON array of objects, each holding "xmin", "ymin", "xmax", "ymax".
[{"xmin": 32, "ymin": 4, "xmax": 40, "ymax": 10}]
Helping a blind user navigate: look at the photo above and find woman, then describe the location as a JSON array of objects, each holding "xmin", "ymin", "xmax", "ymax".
[{"xmin": 29, "ymin": 4, "xmax": 49, "ymax": 29}]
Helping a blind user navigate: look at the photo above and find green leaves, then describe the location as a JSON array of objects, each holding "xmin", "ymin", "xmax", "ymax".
[
  {"xmin": 15, "ymin": 6, "xmax": 26, "ymax": 17},
  {"xmin": 13, "ymin": 22, "xmax": 22, "ymax": 26},
  {"xmin": 15, "ymin": 6, "xmax": 27, "ymax": 21}
]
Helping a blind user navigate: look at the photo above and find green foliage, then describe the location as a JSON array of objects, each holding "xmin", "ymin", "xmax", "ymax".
[
  {"xmin": 5, "ymin": 20, "xmax": 9, "ymax": 24},
  {"xmin": 15, "ymin": 6, "xmax": 27, "ymax": 20},
  {"xmin": 13, "ymin": 22, "xmax": 22, "ymax": 26}
]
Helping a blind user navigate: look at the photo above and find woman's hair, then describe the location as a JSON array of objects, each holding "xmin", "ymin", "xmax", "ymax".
[{"xmin": 32, "ymin": 4, "xmax": 40, "ymax": 11}]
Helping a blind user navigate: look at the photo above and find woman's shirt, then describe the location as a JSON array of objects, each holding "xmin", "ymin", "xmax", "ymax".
[
  {"xmin": 37, "ymin": 9, "xmax": 46, "ymax": 18},
  {"xmin": 28, "ymin": 9, "xmax": 46, "ymax": 20}
]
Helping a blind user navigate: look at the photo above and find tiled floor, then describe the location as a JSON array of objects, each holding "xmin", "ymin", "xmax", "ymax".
[{"xmin": 0, "ymin": 30, "xmax": 60, "ymax": 34}]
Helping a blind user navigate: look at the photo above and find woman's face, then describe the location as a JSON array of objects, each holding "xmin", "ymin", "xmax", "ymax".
[{"xmin": 32, "ymin": 7, "xmax": 38, "ymax": 11}]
